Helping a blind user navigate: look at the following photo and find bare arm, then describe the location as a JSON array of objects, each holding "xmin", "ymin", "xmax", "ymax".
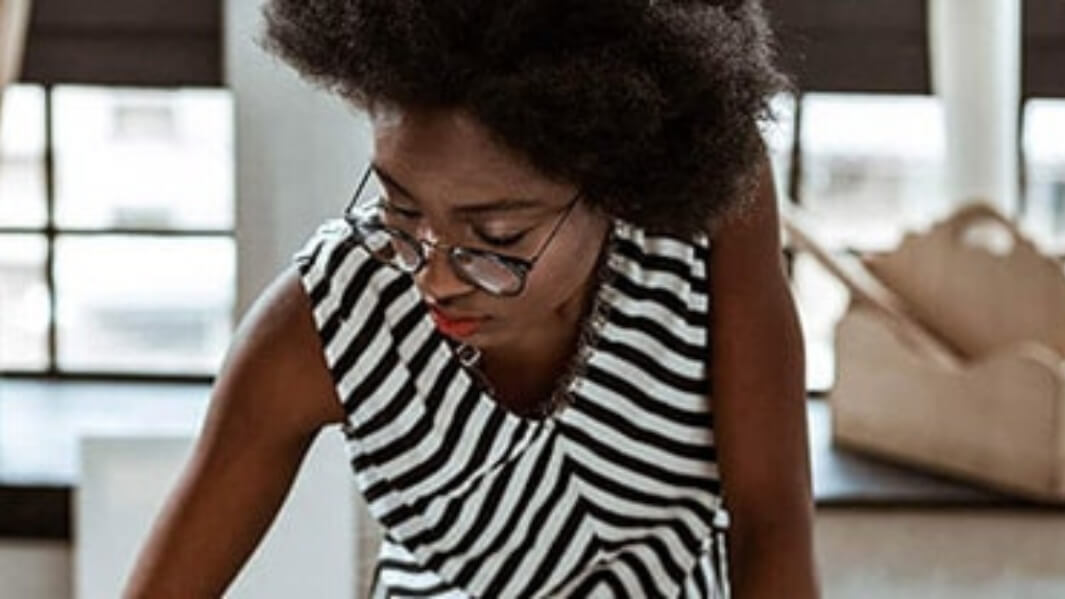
[
  {"xmin": 123, "ymin": 267, "xmax": 346, "ymax": 598},
  {"xmin": 710, "ymin": 154, "xmax": 820, "ymax": 598}
]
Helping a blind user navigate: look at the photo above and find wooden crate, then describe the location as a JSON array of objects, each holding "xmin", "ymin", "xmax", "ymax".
[{"xmin": 786, "ymin": 203, "xmax": 1065, "ymax": 503}]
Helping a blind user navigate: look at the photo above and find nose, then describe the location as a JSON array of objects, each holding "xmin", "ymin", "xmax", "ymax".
[{"xmin": 414, "ymin": 232, "xmax": 474, "ymax": 301}]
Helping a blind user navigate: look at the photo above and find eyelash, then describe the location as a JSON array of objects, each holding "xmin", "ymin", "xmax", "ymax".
[
  {"xmin": 481, "ymin": 231, "xmax": 527, "ymax": 248},
  {"xmin": 381, "ymin": 203, "xmax": 528, "ymax": 248}
]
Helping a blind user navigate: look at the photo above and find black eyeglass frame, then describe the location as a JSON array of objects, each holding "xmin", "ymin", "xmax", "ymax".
[{"xmin": 342, "ymin": 165, "xmax": 581, "ymax": 297}]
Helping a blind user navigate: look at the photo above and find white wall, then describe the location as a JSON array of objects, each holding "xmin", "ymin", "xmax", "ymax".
[{"xmin": 224, "ymin": 0, "xmax": 372, "ymax": 316}]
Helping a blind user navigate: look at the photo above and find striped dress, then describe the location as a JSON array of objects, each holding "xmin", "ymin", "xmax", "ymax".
[{"xmin": 294, "ymin": 217, "xmax": 730, "ymax": 598}]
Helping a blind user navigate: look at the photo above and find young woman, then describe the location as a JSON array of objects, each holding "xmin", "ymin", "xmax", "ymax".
[{"xmin": 124, "ymin": 1, "xmax": 817, "ymax": 597}]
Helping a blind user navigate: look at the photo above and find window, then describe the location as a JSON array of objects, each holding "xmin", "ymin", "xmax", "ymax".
[
  {"xmin": 0, "ymin": 84, "xmax": 235, "ymax": 378},
  {"xmin": 782, "ymin": 92, "xmax": 950, "ymax": 392},
  {"xmin": 798, "ymin": 93, "xmax": 948, "ymax": 250},
  {"xmin": 762, "ymin": 93, "xmax": 797, "ymax": 204},
  {"xmin": 1021, "ymin": 99, "xmax": 1065, "ymax": 253}
]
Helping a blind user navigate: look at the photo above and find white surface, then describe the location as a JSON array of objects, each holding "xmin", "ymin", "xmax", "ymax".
[
  {"xmin": 61, "ymin": 494, "xmax": 1065, "ymax": 599},
  {"xmin": 11, "ymin": 508, "xmax": 1065, "ymax": 599},
  {"xmin": 928, "ymin": 0, "xmax": 1021, "ymax": 215},
  {"xmin": 0, "ymin": 540, "xmax": 70, "ymax": 599},
  {"xmin": 816, "ymin": 510, "xmax": 1065, "ymax": 598},
  {"xmin": 74, "ymin": 431, "xmax": 363, "ymax": 598},
  {"xmin": 0, "ymin": 380, "xmax": 209, "ymax": 485}
]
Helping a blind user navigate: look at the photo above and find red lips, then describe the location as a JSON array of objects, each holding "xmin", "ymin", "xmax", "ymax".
[{"xmin": 428, "ymin": 306, "xmax": 485, "ymax": 338}]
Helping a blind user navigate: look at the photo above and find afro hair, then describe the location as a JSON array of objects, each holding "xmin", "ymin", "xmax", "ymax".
[{"xmin": 261, "ymin": 0, "xmax": 787, "ymax": 236}]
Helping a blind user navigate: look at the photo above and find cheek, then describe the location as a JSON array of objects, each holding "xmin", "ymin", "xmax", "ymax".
[
  {"xmin": 511, "ymin": 223, "xmax": 607, "ymax": 315},
  {"xmin": 513, "ymin": 269, "xmax": 577, "ymax": 317},
  {"xmin": 481, "ymin": 213, "xmax": 609, "ymax": 333},
  {"xmin": 483, "ymin": 254, "xmax": 584, "ymax": 329},
  {"xmin": 483, "ymin": 276, "xmax": 560, "ymax": 328}
]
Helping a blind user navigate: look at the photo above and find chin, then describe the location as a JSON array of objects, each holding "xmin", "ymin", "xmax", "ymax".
[{"xmin": 466, "ymin": 324, "xmax": 518, "ymax": 349}]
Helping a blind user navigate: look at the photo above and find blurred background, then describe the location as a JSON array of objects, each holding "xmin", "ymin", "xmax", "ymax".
[{"xmin": 1, "ymin": 1, "xmax": 1063, "ymax": 598}]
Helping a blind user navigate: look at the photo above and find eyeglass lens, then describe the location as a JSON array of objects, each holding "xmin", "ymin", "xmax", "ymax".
[
  {"xmin": 348, "ymin": 167, "xmax": 544, "ymax": 296},
  {"xmin": 357, "ymin": 223, "xmax": 525, "ymax": 295}
]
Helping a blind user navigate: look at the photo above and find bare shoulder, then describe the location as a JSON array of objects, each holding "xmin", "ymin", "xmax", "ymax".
[{"xmin": 211, "ymin": 265, "xmax": 346, "ymax": 440}]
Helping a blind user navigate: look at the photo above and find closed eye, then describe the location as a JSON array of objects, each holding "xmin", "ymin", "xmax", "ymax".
[
  {"xmin": 381, "ymin": 201, "xmax": 420, "ymax": 220},
  {"xmin": 475, "ymin": 229, "xmax": 528, "ymax": 248},
  {"xmin": 381, "ymin": 200, "xmax": 528, "ymax": 248}
]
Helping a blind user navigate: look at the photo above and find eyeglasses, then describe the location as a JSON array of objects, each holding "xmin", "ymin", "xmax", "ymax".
[{"xmin": 342, "ymin": 165, "xmax": 580, "ymax": 297}]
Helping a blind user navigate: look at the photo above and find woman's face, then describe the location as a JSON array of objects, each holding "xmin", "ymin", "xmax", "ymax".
[{"xmin": 369, "ymin": 107, "xmax": 610, "ymax": 351}]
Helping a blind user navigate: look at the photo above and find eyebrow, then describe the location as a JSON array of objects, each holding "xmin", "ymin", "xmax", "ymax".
[{"xmin": 371, "ymin": 164, "xmax": 546, "ymax": 215}]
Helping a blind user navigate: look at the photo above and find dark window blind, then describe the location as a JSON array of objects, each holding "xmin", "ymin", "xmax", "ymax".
[
  {"xmin": 1024, "ymin": 1, "xmax": 1065, "ymax": 98},
  {"xmin": 16, "ymin": 0, "xmax": 1063, "ymax": 96},
  {"xmin": 765, "ymin": 0, "xmax": 930, "ymax": 94},
  {"xmin": 19, "ymin": 0, "xmax": 221, "ymax": 86},
  {"xmin": 765, "ymin": 0, "xmax": 1065, "ymax": 98}
]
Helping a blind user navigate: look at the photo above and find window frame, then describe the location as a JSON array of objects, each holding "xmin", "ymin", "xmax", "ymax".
[{"xmin": 0, "ymin": 84, "xmax": 229, "ymax": 383}]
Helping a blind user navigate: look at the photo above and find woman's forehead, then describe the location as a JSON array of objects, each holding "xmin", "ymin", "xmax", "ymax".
[
  {"xmin": 370, "ymin": 109, "xmax": 575, "ymax": 210},
  {"xmin": 371, "ymin": 163, "xmax": 550, "ymax": 216}
]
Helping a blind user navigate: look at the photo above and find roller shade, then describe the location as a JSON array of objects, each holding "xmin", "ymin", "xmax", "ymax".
[
  {"xmin": 18, "ymin": 0, "xmax": 220, "ymax": 86},
  {"xmin": 15, "ymin": 0, "xmax": 1063, "ymax": 96},
  {"xmin": 765, "ymin": 0, "xmax": 1065, "ymax": 97}
]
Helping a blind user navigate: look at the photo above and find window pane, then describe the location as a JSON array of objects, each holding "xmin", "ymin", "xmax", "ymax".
[
  {"xmin": 53, "ymin": 86, "xmax": 234, "ymax": 231},
  {"xmin": 762, "ymin": 92, "xmax": 797, "ymax": 204},
  {"xmin": 0, "ymin": 235, "xmax": 49, "ymax": 370},
  {"xmin": 55, "ymin": 236, "xmax": 234, "ymax": 374},
  {"xmin": 791, "ymin": 252, "xmax": 849, "ymax": 393},
  {"xmin": 800, "ymin": 93, "xmax": 948, "ymax": 251},
  {"xmin": 0, "ymin": 85, "xmax": 47, "ymax": 228},
  {"xmin": 1022, "ymin": 99, "xmax": 1065, "ymax": 253}
]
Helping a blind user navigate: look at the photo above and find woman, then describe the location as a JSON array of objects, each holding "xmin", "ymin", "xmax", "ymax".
[{"xmin": 124, "ymin": 1, "xmax": 817, "ymax": 597}]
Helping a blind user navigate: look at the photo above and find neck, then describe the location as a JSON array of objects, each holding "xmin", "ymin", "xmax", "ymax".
[
  {"xmin": 483, "ymin": 279, "xmax": 591, "ymax": 381},
  {"xmin": 465, "ymin": 220, "xmax": 612, "ymax": 412},
  {"xmin": 478, "ymin": 242, "xmax": 607, "ymax": 406}
]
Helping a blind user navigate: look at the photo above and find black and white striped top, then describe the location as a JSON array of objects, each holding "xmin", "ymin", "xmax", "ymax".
[{"xmin": 294, "ymin": 217, "xmax": 730, "ymax": 598}]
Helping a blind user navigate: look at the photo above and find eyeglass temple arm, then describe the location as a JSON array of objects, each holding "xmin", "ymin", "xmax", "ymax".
[
  {"xmin": 527, "ymin": 193, "xmax": 581, "ymax": 264},
  {"xmin": 345, "ymin": 164, "xmax": 376, "ymax": 215}
]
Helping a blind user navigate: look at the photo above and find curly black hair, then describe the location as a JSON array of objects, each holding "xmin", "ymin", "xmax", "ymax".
[{"xmin": 261, "ymin": 0, "xmax": 786, "ymax": 237}]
